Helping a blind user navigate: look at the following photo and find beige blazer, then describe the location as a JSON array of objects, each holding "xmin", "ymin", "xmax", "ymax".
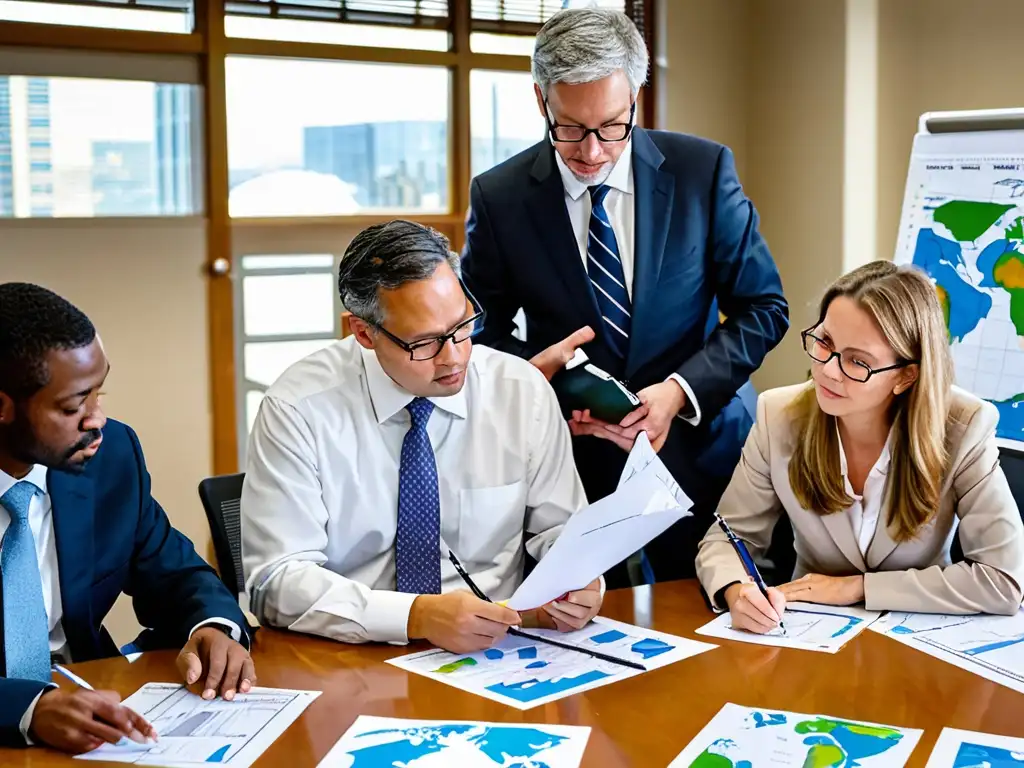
[{"xmin": 696, "ymin": 383, "xmax": 1024, "ymax": 615}]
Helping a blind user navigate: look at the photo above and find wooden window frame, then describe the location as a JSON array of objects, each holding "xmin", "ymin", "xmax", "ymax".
[{"xmin": 0, "ymin": 0, "xmax": 657, "ymax": 475}]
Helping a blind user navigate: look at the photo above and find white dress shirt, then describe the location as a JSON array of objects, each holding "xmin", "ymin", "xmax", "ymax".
[
  {"xmin": 837, "ymin": 429, "xmax": 893, "ymax": 555},
  {"xmin": 241, "ymin": 338, "xmax": 588, "ymax": 646},
  {"xmin": 553, "ymin": 142, "xmax": 702, "ymax": 425}
]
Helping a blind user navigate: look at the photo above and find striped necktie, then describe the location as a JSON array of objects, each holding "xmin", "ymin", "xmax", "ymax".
[{"xmin": 587, "ymin": 184, "xmax": 631, "ymax": 358}]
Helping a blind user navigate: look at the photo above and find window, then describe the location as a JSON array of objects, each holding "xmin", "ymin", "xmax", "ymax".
[
  {"xmin": 470, "ymin": 70, "xmax": 542, "ymax": 179},
  {"xmin": 226, "ymin": 57, "xmax": 449, "ymax": 217},
  {"xmin": 225, "ymin": 0, "xmax": 449, "ymax": 50},
  {"xmin": 0, "ymin": 0, "xmax": 192, "ymax": 33},
  {"xmin": 235, "ymin": 254, "xmax": 341, "ymax": 459},
  {"xmin": 0, "ymin": 75, "xmax": 200, "ymax": 218}
]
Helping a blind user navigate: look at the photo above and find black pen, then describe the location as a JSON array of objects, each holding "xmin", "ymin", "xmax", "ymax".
[
  {"xmin": 715, "ymin": 513, "xmax": 787, "ymax": 634},
  {"xmin": 446, "ymin": 549, "xmax": 646, "ymax": 672}
]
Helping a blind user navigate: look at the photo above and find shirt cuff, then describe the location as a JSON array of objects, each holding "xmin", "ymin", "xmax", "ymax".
[
  {"xmin": 667, "ymin": 374, "xmax": 701, "ymax": 426},
  {"xmin": 363, "ymin": 590, "xmax": 421, "ymax": 644},
  {"xmin": 190, "ymin": 618, "xmax": 247, "ymax": 648},
  {"xmin": 20, "ymin": 689, "xmax": 51, "ymax": 745}
]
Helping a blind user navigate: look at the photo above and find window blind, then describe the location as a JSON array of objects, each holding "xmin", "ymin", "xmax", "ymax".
[
  {"xmin": 224, "ymin": 0, "xmax": 450, "ymax": 29},
  {"xmin": 19, "ymin": 0, "xmax": 192, "ymax": 13}
]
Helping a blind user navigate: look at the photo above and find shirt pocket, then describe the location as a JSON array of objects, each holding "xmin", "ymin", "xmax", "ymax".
[{"xmin": 457, "ymin": 481, "xmax": 528, "ymax": 563}]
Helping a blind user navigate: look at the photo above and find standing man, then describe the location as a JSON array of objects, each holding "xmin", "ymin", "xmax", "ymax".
[{"xmin": 462, "ymin": 8, "xmax": 789, "ymax": 585}]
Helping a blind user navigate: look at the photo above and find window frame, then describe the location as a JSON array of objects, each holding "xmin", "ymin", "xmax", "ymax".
[{"xmin": 0, "ymin": 0, "xmax": 657, "ymax": 475}]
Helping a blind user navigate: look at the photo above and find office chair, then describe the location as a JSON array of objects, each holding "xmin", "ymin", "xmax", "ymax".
[
  {"xmin": 951, "ymin": 445, "xmax": 1024, "ymax": 563},
  {"xmin": 198, "ymin": 472, "xmax": 247, "ymax": 598}
]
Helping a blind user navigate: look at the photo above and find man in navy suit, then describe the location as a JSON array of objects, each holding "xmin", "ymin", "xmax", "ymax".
[
  {"xmin": 0, "ymin": 283, "xmax": 255, "ymax": 752},
  {"xmin": 462, "ymin": 8, "xmax": 789, "ymax": 585}
]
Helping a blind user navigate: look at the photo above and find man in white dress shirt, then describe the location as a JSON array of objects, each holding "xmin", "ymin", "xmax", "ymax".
[{"xmin": 241, "ymin": 220, "xmax": 601, "ymax": 654}]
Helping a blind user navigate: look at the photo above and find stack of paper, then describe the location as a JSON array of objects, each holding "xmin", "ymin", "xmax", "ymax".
[{"xmin": 505, "ymin": 432, "xmax": 692, "ymax": 610}]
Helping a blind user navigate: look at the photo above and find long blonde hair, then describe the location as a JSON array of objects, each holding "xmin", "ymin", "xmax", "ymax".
[{"xmin": 788, "ymin": 261, "xmax": 954, "ymax": 541}]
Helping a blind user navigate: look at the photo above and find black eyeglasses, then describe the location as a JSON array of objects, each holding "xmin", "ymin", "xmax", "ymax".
[
  {"xmin": 367, "ymin": 279, "xmax": 486, "ymax": 361},
  {"xmin": 544, "ymin": 99, "xmax": 636, "ymax": 143},
  {"xmin": 801, "ymin": 327, "xmax": 917, "ymax": 383}
]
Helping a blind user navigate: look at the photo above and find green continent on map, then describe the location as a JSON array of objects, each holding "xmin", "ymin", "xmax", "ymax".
[
  {"xmin": 936, "ymin": 284, "xmax": 950, "ymax": 332},
  {"xmin": 802, "ymin": 743, "xmax": 845, "ymax": 768},
  {"xmin": 993, "ymin": 250, "xmax": 1024, "ymax": 335},
  {"xmin": 1007, "ymin": 216, "xmax": 1024, "ymax": 241},
  {"xmin": 433, "ymin": 657, "xmax": 477, "ymax": 674},
  {"xmin": 934, "ymin": 200, "xmax": 1015, "ymax": 242},
  {"xmin": 690, "ymin": 749, "xmax": 745, "ymax": 768},
  {"xmin": 795, "ymin": 719, "xmax": 901, "ymax": 739}
]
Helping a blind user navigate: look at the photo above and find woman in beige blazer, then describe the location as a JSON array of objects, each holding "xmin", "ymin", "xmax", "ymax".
[{"xmin": 697, "ymin": 261, "xmax": 1024, "ymax": 634}]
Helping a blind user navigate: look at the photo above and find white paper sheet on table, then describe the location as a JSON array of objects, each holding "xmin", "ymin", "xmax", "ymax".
[
  {"xmin": 924, "ymin": 727, "xmax": 1024, "ymax": 767},
  {"xmin": 505, "ymin": 433, "xmax": 692, "ymax": 611},
  {"xmin": 318, "ymin": 715, "xmax": 591, "ymax": 767},
  {"xmin": 695, "ymin": 602, "xmax": 882, "ymax": 653},
  {"xmin": 669, "ymin": 703, "xmax": 922, "ymax": 767},
  {"xmin": 871, "ymin": 608, "xmax": 1024, "ymax": 694},
  {"xmin": 74, "ymin": 683, "xmax": 320, "ymax": 767},
  {"xmin": 387, "ymin": 616, "xmax": 715, "ymax": 710}
]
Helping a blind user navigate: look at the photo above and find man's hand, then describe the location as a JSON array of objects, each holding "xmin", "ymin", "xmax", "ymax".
[
  {"xmin": 408, "ymin": 591, "xmax": 522, "ymax": 654},
  {"xmin": 724, "ymin": 582, "xmax": 787, "ymax": 635},
  {"xmin": 176, "ymin": 627, "xmax": 256, "ymax": 702},
  {"xmin": 30, "ymin": 688, "xmax": 157, "ymax": 754},
  {"xmin": 615, "ymin": 380, "xmax": 688, "ymax": 452},
  {"xmin": 568, "ymin": 409, "xmax": 636, "ymax": 452},
  {"xmin": 529, "ymin": 326, "xmax": 595, "ymax": 381},
  {"xmin": 538, "ymin": 579, "xmax": 603, "ymax": 632},
  {"xmin": 778, "ymin": 574, "xmax": 865, "ymax": 606}
]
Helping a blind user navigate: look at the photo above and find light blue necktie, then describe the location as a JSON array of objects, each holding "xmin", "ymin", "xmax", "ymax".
[
  {"xmin": 2, "ymin": 480, "xmax": 51, "ymax": 682},
  {"xmin": 588, "ymin": 184, "xmax": 632, "ymax": 359},
  {"xmin": 395, "ymin": 398, "xmax": 442, "ymax": 594}
]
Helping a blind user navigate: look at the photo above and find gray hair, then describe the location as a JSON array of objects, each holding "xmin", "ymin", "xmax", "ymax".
[
  {"xmin": 338, "ymin": 220, "xmax": 460, "ymax": 326},
  {"xmin": 532, "ymin": 8, "xmax": 648, "ymax": 98}
]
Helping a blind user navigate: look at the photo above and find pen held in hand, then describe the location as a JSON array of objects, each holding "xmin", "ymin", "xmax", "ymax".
[{"xmin": 715, "ymin": 515, "xmax": 787, "ymax": 635}]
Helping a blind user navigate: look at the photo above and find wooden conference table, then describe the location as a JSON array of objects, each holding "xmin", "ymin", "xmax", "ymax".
[{"xmin": 5, "ymin": 580, "xmax": 1024, "ymax": 767}]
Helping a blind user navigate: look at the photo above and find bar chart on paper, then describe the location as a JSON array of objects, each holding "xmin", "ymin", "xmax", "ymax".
[{"xmin": 75, "ymin": 683, "xmax": 320, "ymax": 768}]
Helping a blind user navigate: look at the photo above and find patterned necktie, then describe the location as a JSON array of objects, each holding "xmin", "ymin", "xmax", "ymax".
[
  {"xmin": 588, "ymin": 184, "xmax": 632, "ymax": 358},
  {"xmin": 395, "ymin": 398, "xmax": 442, "ymax": 594},
  {"xmin": 1, "ymin": 480, "xmax": 51, "ymax": 681}
]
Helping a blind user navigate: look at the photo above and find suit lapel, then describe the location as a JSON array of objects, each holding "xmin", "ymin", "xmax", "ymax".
[
  {"xmin": 820, "ymin": 510, "xmax": 867, "ymax": 572},
  {"xmin": 48, "ymin": 470, "xmax": 96, "ymax": 651},
  {"xmin": 865, "ymin": 485, "xmax": 900, "ymax": 568},
  {"xmin": 525, "ymin": 147, "xmax": 602, "ymax": 333},
  {"xmin": 626, "ymin": 129, "xmax": 675, "ymax": 377}
]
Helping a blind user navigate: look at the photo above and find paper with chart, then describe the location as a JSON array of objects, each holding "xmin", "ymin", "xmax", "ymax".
[
  {"xmin": 318, "ymin": 715, "xmax": 590, "ymax": 768},
  {"xmin": 75, "ymin": 683, "xmax": 320, "ymax": 767},
  {"xmin": 894, "ymin": 127, "xmax": 1024, "ymax": 444},
  {"xmin": 871, "ymin": 609, "xmax": 1024, "ymax": 694},
  {"xmin": 669, "ymin": 703, "xmax": 922, "ymax": 768},
  {"xmin": 695, "ymin": 602, "xmax": 881, "ymax": 653},
  {"xmin": 505, "ymin": 432, "xmax": 693, "ymax": 610},
  {"xmin": 388, "ymin": 617, "xmax": 715, "ymax": 710},
  {"xmin": 924, "ymin": 727, "xmax": 1024, "ymax": 768}
]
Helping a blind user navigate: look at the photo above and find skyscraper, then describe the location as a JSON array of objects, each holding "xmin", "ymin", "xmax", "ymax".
[
  {"xmin": 92, "ymin": 141, "xmax": 156, "ymax": 215},
  {"xmin": 0, "ymin": 76, "xmax": 53, "ymax": 217},
  {"xmin": 154, "ymin": 83, "xmax": 195, "ymax": 214}
]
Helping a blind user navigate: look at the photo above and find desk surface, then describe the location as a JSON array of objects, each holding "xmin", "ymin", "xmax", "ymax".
[{"xmin": 5, "ymin": 581, "xmax": 1024, "ymax": 767}]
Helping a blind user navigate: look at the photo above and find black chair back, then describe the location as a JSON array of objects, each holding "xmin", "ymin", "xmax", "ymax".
[
  {"xmin": 951, "ymin": 445, "xmax": 1024, "ymax": 562},
  {"xmin": 198, "ymin": 472, "xmax": 247, "ymax": 598}
]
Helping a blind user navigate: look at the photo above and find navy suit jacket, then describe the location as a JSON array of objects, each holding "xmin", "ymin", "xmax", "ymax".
[
  {"xmin": 462, "ymin": 129, "xmax": 789, "ymax": 516},
  {"xmin": 0, "ymin": 420, "xmax": 248, "ymax": 746}
]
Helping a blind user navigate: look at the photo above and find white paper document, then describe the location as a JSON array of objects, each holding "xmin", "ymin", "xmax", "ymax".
[
  {"xmin": 75, "ymin": 683, "xmax": 321, "ymax": 767},
  {"xmin": 669, "ymin": 703, "xmax": 922, "ymax": 767},
  {"xmin": 505, "ymin": 433, "xmax": 692, "ymax": 610},
  {"xmin": 695, "ymin": 602, "xmax": 881, "ymax": 653},
  {"xmin": 924, "ymin": 727, "xmax": 1024, "ymax": 767},
  {"xmin": 387, "ymin": 617, "xmax": 715, "ymax": 710},
  {"xmin": 318, "ymin": 715, "xmax": 590, "ymax": 767},
  {"xmin": 872, "ymin": 608, "xmax": 1024, "ymax": 694}
]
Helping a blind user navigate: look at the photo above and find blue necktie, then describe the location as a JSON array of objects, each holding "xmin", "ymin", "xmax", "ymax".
[
  {"xmin": 396, "ymin": 398, "xmax": 442, "ymax": 594},
  {"xmin": 588, "ymin": 184, "xmax": 632, "ymax": 358},
  {"xmin": 1, "ymin": 481, "xmax": 51, "ymax": 682}
]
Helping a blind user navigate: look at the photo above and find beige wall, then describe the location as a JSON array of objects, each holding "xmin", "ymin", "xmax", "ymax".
[
  {"xmin": 0, "ymin": 218, "xmax": 211, "ymax": 645},
  {"xmin": 876, "ymin": 0, "xmax": 1024, "ymax": 262}
]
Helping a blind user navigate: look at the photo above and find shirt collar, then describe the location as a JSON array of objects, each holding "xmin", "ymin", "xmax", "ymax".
[
  {"xmin": 360, "ymin": 344, "xmax": 468, "ymax": 425},
  {"xmin": 0, "ymin": 464, "xmax": 49, "ymax": 502},
  {"xmin": 554, "ymin": 139, "xmax": 634, "ymax": 202},
  {"xmin": 837, "ymin": 425, "xmax": 893, "ymax": 479}
]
